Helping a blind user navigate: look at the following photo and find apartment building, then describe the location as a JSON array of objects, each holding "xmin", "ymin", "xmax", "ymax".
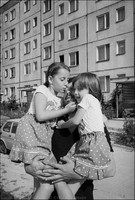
[{"xmin": 0, "ymin": 0, "xmax": 134, "ymax": 110}]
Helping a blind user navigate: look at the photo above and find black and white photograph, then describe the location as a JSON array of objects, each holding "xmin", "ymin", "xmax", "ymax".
[{"xmin": 0, "ymin": 0, "xmax": 134, "ymax": 199}]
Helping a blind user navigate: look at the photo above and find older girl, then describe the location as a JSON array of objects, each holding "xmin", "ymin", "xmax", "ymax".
[{"xmin": 10, "ymin": 62, "xmax": 76, "ymax": 200}]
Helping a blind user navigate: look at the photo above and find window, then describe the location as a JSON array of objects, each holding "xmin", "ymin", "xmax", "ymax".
[
  {"xmin": 10, "ymin": 9, "xmax": 16, "ymax": 21},
  {"xmin": 24, "ymin": 20, "xmax": 30, "ymax": 34},
  {"xmin": 11, "ymin": 122, "xmax": 18, "ymax": 134},
  {"xmin": 3, "ymin": 121, "xmax": 12, "ymax": 132},
  {"xmin": 5, "ymin": 50, "xmax": 8, "ymax": 59},
  {"xmin": 44, "ymin": 46, "xmax": 51, "ymax": 60},
  {"xmin": 5, "ymin": 88, "xmax": 8, "ymax": 96},
  {"xmin": 116, "ymin": 7, "xmax": 125, "ymax": 22},
  {"xmin": 99, "ymin": 76, "xmax": 110, "ymax": 92},
  {"xmin": 97, "ymin": 44, "xmax": 110, "ymax": 62},
  {"xmin": 5, "ymin": 50, "xmax": 9, "ymax": 59},
  {"xmin": 69, "ymin": 51, "xmax": 79, "ymax": 67},
  {"xmin": 24, "ymin": 42, "xmax": 30, "ymax": 54},
  {"xmin": 5, "ymin": 13, "xmax": 8, "ymax": 22},
  {"xmin": 10, "ymin": 67, "xmax": 15, "ymax": 78},
  {"xmin": 24, "ymin": 63, "xmax": 31, "ymax": 75},
  {"xmin": 4, "ymin": 69, "xmax": 8, "ymax": 78},
  {"xmin": 33, "ymin": 39, "xmax": 37, "ymax": 49},
  {"xmin": 59, "ymin": 3, "xmax": 64, "ymax": 15},
  {"xmin": 33, "ymin": 0, "xmax": 37, "ymax": 5},
  {"xmin": 33, "ymin": 17, "xmax": 37, "ymax": 27},
  {"xmin": 10, "ymin": 28, "xmax": 15, "ymax": 40},
  {"xmin": 116, "ymin": 40, "xmax": 125, "ymax": 55},
  {"xmin": 5, "ymin": 32, "xmax": 8, "ymax": 41},
  {"xmin": 69, "ymin": 0, "xmax": 78, "ymax": 13},
  {"xmin": 59, "ymin": 55, "xmax": 64, "ymax": 63},
  {"xmin": 24, "ymin": 0, "xmax": 30, "ymax": 13},
  {"xmin": 44, "ymin": 71, "xmax": 47, "ymax": 83},
  {"xmin": 97, "ymin": 12, "xmax": 109, "ymax": 31},
  {"xmin": 44, "ymin": 0, "xmax": 51, "ymax": 13},
  {"xmin": 33, "ymin": 61, "xmax": 38, "ymax": 71},
  {"xmin": 10, "ymin": 87, "xmax": 15, "ymax": 97},
  {"xmin": 69, "ymin": 24, "xmax": 79, "ymax": 40},
  {"xmin": 10, "ymin": 48, "xmax": 15, "ymax": 59},
  {"xmin": 44, "ymin": 22, "xmax": 51, "ymax": 36},
  {"xmin": 59, "ymin": 29, "xmax": 64, "ymax": 41}
]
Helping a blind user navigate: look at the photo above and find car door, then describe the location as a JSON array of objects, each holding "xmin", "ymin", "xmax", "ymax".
[
  {"xmin": 9, "ymin": 122, "xmax": 18, "ymax": 149},
  {"xmin": 2, "ymin": 121, "xmax": 13, "ymax": 149}
]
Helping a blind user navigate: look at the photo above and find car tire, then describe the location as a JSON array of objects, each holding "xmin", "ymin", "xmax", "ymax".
[{"xmin": 0, "ymin": 140, "xmax": 8, "ymax": 154}]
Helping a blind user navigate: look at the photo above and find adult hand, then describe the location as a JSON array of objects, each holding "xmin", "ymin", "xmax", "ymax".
[
  {"xmin": 24, "ymin": 155, "xmax": 48, "ymax": 181},
  {"xmin": 42, "ymin": 156, "xmax": 83, "ymax": 184}
]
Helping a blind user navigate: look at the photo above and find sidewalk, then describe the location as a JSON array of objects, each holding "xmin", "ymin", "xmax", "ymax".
[
  {"xmin": 0, "ymin": 145, "xmax": 134, "ymax": 200},
  {"xmin": 93, "ymin": 146, "xmax": 134, "ymax": 200}
]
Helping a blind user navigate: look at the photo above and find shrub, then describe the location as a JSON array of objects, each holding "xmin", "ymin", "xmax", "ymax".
[
  {"xmin": 7, "ymin": 95, "xmax": 19, "ymax": 110},
  {"xmin": 116, "ymin": 118, "xmax": 135, "ymax": 148}
]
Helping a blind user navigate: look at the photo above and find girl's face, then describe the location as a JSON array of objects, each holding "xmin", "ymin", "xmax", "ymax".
[
  {"xmin": 49, "ymin": 68, "xmax": 70, "ymax": 94},
  {"xmin": 74, "ymin": 86, "xmax": 89, "ymax": 103}
]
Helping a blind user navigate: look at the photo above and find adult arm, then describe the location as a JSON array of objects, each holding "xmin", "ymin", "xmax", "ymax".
[
  {"xmin": 24, "ymin": 154, "xmax": 83, "ymax": 184},
  {"xmin": 43, "ymin": 156, "xmax": 85, "ymax": 184}
]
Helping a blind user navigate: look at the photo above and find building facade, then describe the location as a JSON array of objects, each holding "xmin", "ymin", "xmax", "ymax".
[{"xmin": 0, "ymin": 0, "xmax": 134, "ymax": 107}]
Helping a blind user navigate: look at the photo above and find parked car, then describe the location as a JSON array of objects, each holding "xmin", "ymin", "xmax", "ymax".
[{"xmin": 0, "ymin": 118, "xmax": 20, "ymax": 154}]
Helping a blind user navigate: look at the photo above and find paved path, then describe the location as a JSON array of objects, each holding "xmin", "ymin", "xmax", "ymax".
[
  {"xmin": 93, "ymin": 146, "xmax": 134, "ymax": 199},
  {"xmin": 0, "ymin": 145, "xmax": 134, "ymax": 200}
]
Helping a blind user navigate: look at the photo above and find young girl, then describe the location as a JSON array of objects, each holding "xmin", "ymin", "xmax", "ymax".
[
  {"xmin": 9, "ymin": 62, "xmax": 76, "ymax": 200},
  {"xmin": 57, "ymin": 72, "xmax": 112, "ymax": 196}
]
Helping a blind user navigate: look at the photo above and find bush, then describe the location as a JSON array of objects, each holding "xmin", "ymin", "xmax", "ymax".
[
  {"xmin": 116, "ymin": 118, "xmax": 135, "ymax": 148},
  {"xmin": 7, "ymin": 95, "xmax": 19, "ymax": 110},
  {"xmin": 0, "ymin": 100, "xmax": 28, "ymax": 119}
]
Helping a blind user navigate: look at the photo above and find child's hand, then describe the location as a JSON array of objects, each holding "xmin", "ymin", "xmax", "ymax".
[
  {"xmin": 57, "ymin": 120, "xmax": 65, "ymax": 129},
  {"xmin": 65, "ymin": 101, "xmax": 76, "ymax": 113}
]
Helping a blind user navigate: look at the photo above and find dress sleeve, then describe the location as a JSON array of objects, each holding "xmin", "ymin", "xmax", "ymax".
[
  {"xmin": 34, "ymin": 85, "xmax": 48, "ymax": 98},
  {"xmin": 78, "ymin": 94, "xmax": 91, "ymax": 110}
]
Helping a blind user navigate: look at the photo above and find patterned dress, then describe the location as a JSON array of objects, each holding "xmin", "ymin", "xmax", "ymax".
[
  {"xmin": 10, "ymin": 85, "xmax": 61, "ymax": 164},
  {"xmin": 66, "ymin": 94, "xmax": 111, "ymax": 180}
]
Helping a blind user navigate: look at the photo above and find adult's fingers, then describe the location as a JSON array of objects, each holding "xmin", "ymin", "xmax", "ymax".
[
  {"xmin": 43, "ymin": 169, "xmax": 62, "ymax": 175},
  {"xmin": 45, "ymin": 175, "xmax": 62, "ymax": 182},
  {"xmin": 46, "ymin": 162, "xmax": 63, "ymax": 170},
  {"xmin": 52, "ymin": 179, "xmax": 63, "ymax": 184},
  {"xmin": 60, "ymin": 156, "xmax": 72, "ymax": 163},
  {"xmin": 33, "ymin": 154, "xmax": 46, "ymax": 162}
]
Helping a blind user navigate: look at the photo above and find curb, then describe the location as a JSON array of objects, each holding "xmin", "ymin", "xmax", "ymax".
[{"xmin": 112, "ymin": 142, "xmax": 134, "ymax": 151}]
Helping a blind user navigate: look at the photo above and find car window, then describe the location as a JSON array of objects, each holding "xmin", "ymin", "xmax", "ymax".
[
  {"xmin": 3, "ymin": 121, "xmax": 12, "ymax": 132},
  {"xmin": 11, "ymin": 122, "xmax": 18, "ymax": 134}
]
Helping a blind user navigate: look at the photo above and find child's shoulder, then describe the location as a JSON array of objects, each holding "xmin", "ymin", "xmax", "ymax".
[
  {"xmin": 84, "ymin": 93, "xmax": 94, "ymax": 100},
  {"xmin": 36, "ymin": 85, "xmax": 48, "ymax": 93},
  {"xmin": 83, "ymin": 94, "xmax": 99, "ymax": 104}
]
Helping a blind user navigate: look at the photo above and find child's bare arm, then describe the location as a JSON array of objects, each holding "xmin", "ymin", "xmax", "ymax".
[
  {"xmin": 57, "ymin": 106, "xmax": 85, "ymax": 129},
  {"xmin": 34, "ymin": 93, "xmax": 76, "ymax": 122}
]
